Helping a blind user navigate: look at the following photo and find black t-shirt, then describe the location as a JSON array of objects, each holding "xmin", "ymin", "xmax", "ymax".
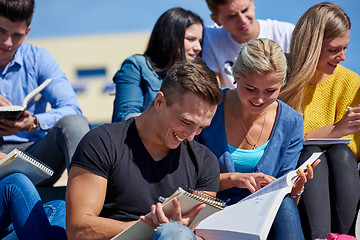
[{"xmin": 71, "ymin": 118, "xmax": 220, "ymax": 221}]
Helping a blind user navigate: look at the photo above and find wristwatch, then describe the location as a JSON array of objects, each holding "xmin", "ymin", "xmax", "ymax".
[{"xmin": 27, "ymin": 115, "xmax": 40, "ymax": 133}]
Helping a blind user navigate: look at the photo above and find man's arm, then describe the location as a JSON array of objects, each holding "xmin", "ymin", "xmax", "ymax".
[{"xmin": 66, "ymin": 166, "xmax": 135, "ymax": 240}]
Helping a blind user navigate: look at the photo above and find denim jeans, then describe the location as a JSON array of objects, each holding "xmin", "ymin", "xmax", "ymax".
[
  {"xmin": 268, "ymin": 196, "xmax": 305, "ymax": 240},
  {"xmin": 0, "ymin": 173, "xmax": 67, "ymax": 240},
  {"xmin": 1, "ymin": 115, "xmax": 90, "ymax": 186},
  {"xmin": 153, "ymin": 221, "xmax": 197, "ymax": 240}
]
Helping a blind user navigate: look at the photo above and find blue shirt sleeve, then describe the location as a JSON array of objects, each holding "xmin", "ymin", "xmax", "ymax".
[
  {"xmin": 112, "ymin": 56, "xmax": 144, "ymax": 122},
  {"xmin": 34, "ymin": 47, "xmax": 82, "ymax": 130}
]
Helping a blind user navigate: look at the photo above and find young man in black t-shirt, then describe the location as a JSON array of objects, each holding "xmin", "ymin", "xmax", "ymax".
[{"xmin": 66, "ymin": 58, "xmax": 223, "ymax": 240}]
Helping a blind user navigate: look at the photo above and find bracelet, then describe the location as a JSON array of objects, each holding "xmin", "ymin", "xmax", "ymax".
[{"xmin": 289, "ymin": 187, "xmax": 305, "ymax": 199}]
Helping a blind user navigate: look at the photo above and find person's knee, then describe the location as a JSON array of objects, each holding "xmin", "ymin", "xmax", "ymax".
[
  {"xmin": 327, "ymin": 144, "xmax": 356, "ymax": 163},
  {"xmin": 1, "ymin": 173, "xmax": 39, "ymax": 200},
  {"xmin": 153, "ymin": 221, "xmax": 196, "ymax": 240},
  {"xmin": 56, "ymin": 115, "xmax": 90, "ymax": 130},
  {"xmin": 2, "ymin": 173, "xmax": 33, "ymax": 189},
  {"xmin": 55, "ymin": 115, "xmax": 90, "ymax": 142}
]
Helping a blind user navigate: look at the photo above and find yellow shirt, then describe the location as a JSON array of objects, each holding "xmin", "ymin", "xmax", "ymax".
[{"xmin": 304, "ymin": 65, "xmax": 360, "ymax": 159}]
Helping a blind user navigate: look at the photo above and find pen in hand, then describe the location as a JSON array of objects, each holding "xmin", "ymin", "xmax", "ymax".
[{"xmin": 158, "ymin": 196, "xmax": 165, "ymax": 203}]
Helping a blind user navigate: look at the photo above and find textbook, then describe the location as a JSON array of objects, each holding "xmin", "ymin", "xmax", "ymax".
[
  {"xmin": 195, "ymin": 152, "xmax": 323, "ymax": 240},
  {"xmin": 111, "ymin": 187, "xmax": 225, "ymax": 240},
  {"xmin": 304, "ymin": 138, "xmax": 351, "ymax": 146},
  {"xmin": 0, "ymin": 148, "xmax": 54, "ymax": 185},
  {"xmin": 0, "ymin": 78, "xmax": 53, "ymax": 120}
]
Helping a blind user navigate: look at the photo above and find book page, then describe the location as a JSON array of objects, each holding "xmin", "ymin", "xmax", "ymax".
[
  {"xmin": 196, "ymin": 152, "xmax": 323, "ymax": 240},
  {"xmin": 22, "ymin": 78, "xmax": 54, "ymax": 109},
  {"xmin": 196, "ymin": 186, "xmax": 290, "ymax": 240},
  {"xmin": 0, "ymin": 106, "xmax": 24, "ymax": 120},
  {"xmin": 243, "ymin": 173, "xmax": 293, "ymax": 202},
  {"xmin": 245, "ymin": 151, "xmax": 322, "ymax": 201},
  {"xmin": 196, "ymin": 174, "xmax": 292, "ymax": 239}
]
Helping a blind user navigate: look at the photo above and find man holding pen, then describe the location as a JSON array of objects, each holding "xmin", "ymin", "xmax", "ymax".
[{"xmin": 66, "ymin": 59, "xmax": 222, "ymax": 239}]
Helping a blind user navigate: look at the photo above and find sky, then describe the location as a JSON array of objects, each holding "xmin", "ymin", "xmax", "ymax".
[{"xmin": 28, "ymin": 0, "xmax": 360, "ymax": 74}]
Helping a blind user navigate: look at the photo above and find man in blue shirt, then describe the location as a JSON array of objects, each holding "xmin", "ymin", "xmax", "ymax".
[{"xmin": 0, "ymin": 0, "xmax": 90, "ymax": 186}]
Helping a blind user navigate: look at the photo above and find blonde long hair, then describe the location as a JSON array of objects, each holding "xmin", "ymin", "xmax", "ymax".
[
  {"xmin": 233, "ymin": 38, "xmax": 287, "ymax": 85},
  {"xmin": 279, "ymin": 2, "xmax": 351, "ymax": 114}
]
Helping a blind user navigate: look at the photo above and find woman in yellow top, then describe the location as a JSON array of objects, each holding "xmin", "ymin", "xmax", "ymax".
[{"xmin": 279, "ymin": 2, "xmax": 360, "ymax": 239}]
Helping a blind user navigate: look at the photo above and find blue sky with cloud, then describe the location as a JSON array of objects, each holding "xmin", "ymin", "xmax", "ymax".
[{"xmin": 28, "ymin": 0, "xmax": 360, "ymax": 74}]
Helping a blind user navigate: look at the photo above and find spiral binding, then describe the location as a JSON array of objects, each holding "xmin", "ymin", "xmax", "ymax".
[
  {"xmin": 186, "ymin": 188, "xmax": 225, "ymax": 209},
  {"xmin": 16, "ymin": 148, "xmax": 54, "ymax": 175}
]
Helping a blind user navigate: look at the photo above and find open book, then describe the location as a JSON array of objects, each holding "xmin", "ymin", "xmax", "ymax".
[
  {"xmin": 304, "ymin": 138, "xmax": 351, "ymax": 146},
  {"xmin": 0, "ymin": 148, "xmax": 54, "ymax": 185},
  {"xmin": 111, "ymin": 187, "xmax": 225, "ymax": 240},
  {"xmin": 195, "ymin": 152, "xmax": 323, "ymax": 240},
  {"xmin": 0, "ymin": 78, "xmax": 53, "ymax": 120}
]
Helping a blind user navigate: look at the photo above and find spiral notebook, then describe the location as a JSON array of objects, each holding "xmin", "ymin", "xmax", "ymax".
[
  {"xmin": 0, "ymin": 148, "xmax": 54, "ymax": 185},
  {"xmin": 111, "ymin": 187, "xmax": 225, "ymax": 240}
]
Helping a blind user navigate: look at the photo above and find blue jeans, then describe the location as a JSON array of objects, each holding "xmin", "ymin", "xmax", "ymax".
[
  {"xmin": 153, "ymin": 221, "xmax": 197, "ymax": 240},
  {"xmin": 268, "ymin": 196, "xmax": 304, "ymax": 240},
  {"xmin": 1, "ymin": 115, "xmax": 90, "ymax": 186},
  {"xmin": 0, "ymin": 173, "xmax": 66, "ymax": 240}
]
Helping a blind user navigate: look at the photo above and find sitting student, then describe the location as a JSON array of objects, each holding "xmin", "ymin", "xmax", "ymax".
[
  {"xmin": 202, "ymin": 0, "xmax": 294, "ymax": 89},
  {"xmin": 112, "ymin": 7, "xmax": 203, "ymax": 122},
  {"xmin": 0, "ymin": 151, "xmax": 66, "ymax": 239},
  {"xmin": 0, "ymin": 0, "xmax": 90, "ymax": 186},
  {"xmin": 196, "ymin": 38, "xmax": 320, "ymax": 240},
  {"xmin": 279, "ymin": 3, "xmax": 360, "ymax": 239},
  {"xmin": 66, "ymin": 59, "xmax": 223, "ymax": 239}
]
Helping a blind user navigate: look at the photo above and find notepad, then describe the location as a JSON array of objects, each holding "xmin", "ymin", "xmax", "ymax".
[
  {"xmin": 111, "ymin": 187, "xmax": 225, "ymax": 240},
  {"xmin": 304, "ymin": 138, "xmax": 351, "ymax": 146},
  {"xmin": 0, "ymin": 148, "xmax": 54, "ymax": 185},
  {"xmin": 0, "ymin": 78, "xmax": 53, "ymax": 120}
]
